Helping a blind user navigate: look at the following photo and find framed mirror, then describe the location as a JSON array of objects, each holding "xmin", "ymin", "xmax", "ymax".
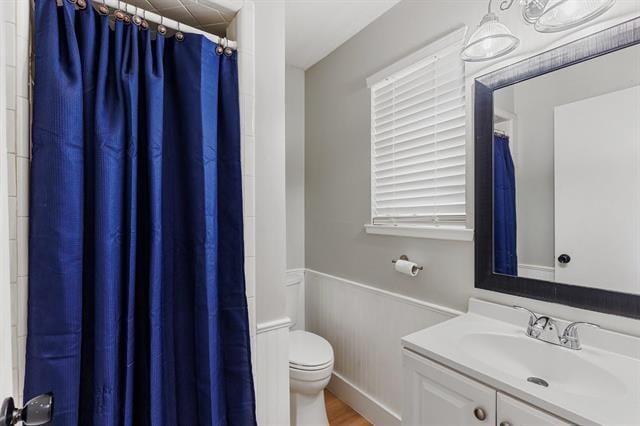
[{"xmin": 475, "ymin": 17, "xmax": 640, "ymax": 319}]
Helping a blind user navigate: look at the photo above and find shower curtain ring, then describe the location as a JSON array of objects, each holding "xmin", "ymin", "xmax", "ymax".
[
  {"xmin": 223, "ymin": 37, "xmax": 233, "ymax": 56},
  {"xmin": 114, "ymin": 0, "xmax": 126, "ymax": 21},
  {"xmin": 122, "ymin": 1, "xmax": 132, "ymax": 24},
  {"xmin": 132, "ymin": 6, "xmax": 142, "ymax": 25},
  {"xmin": 175, "ymin": 22, "xmax": 185, "ymax": 41},
  {"xmin": 157, "ymin": 15, "xmax": 167, "ymax": 35},
  {"xmin": 141, "ymin": 9, "xmax": 149, "ymax": 30},
  {"xmin": 98, "ymin": 0, "xmax": 109, "ymax": 15},
  {"xmin": 216, "ymin": 37, "xmax": 225, "ymax": 55}
]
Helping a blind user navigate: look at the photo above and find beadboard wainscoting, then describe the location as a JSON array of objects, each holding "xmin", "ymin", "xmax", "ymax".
[
  {"xmin": 256, "ymin": 317, "xmax": 292, "ymax": 426},
  {"xmin": 305, "ymin": 270, "xmax": 462, "ymax": 425}
]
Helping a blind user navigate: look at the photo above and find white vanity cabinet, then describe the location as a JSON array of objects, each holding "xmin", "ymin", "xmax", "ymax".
[
  {"xmin": 497, "ymin": 393, "xmax": 571, "ymax": 426},
  {"xmin": 403, "ymin": 349, "xmax": 496, "ymax": 425},
  {"xmin": 403, "ymin": 350, "xmax": 572, "ymax": 426}
]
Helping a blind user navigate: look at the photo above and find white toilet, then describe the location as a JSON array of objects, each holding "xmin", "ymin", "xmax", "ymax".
[
  {"xmin": 286, "ymin": 276, "xmax": 334, "ymax": 425},
  {"xmin": 289, "ymin": 330, "xmax": 334, "ymax": 425}
]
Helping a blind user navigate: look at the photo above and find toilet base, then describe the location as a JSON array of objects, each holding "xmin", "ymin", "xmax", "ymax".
[{"xmin": 290, "ymin": 388, "xmax": 329, "ymax": 426}]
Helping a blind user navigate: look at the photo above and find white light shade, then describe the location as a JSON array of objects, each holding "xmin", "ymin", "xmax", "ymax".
[
  {"xmin": 461, "ymin": 13, "xmax": 520, "ymax": 62},
  {"xmin": 534, "ymin": 0, "xmax": 616, "ymax": 33}
]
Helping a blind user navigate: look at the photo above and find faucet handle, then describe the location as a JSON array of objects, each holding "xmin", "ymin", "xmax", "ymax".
[
  {"xmin": 512, "ymin": 306, "xmax": 537, "ymax": 326},
  {"xmin": 561, "ymin": 322, "xmax": 599, "ymax": 350}
]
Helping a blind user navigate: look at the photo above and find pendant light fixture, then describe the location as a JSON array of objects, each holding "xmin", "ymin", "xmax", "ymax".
[
  {"xmin": 531, "ymin": 0, "xmax": 616, "ymax": 33},
  {"xmin": 461, "ymin": 11, "xmax": 520, "ymax": 62},
  {"xmin": 461, "ymin": 0, "xmax": 616, "ymax": 62}
]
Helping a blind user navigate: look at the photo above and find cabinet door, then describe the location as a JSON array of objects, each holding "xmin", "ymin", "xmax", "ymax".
[
  {"xmin": 403, "ymin": 350, "xmax": 496, "ymax": 426},
  {"xmin": 497, "ymin": 393, "xmax": 572, "ymax": 426}
]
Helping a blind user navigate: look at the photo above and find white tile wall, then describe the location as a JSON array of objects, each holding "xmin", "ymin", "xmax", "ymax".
[
  {"xmin": 15, "ymin": 98, "xmax": 28, "ymax": 158},
  {"xmin": 8, "ymin": 196, "xmax": 16, "ymax": 240},
  {"xmin": 5, "ymin": 66, "xmax": 16, "ymax": 110},
  {"xmin": 2, "ymin": 0, "xmax": 30, "ymax": 404},
  {"xmin": 228, "ymin": 0, "xmax": 256, "ymax": 369},
  {"xmin": 6, "ymin": 154, "xmax": 15, "ymax": 197},
  {"xmin": 6, "ymin": 110, "xmax": 16, "ymax": 154}
]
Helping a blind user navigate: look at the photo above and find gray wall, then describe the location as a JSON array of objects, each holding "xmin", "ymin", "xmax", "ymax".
[
  {"xmin": 499, "ymin": 45, "xmax": 640, "ymax": 268},
  {"xmin": 305, "ymin": 1, "xmax": 485, "ymax": 312},
  {"xmin": 286, "ymin": 65, "xmax": 306, "ymax": 269},
  {"xmin": 304, "ymin": 0, "xmax": 640, "ymax": 334}
]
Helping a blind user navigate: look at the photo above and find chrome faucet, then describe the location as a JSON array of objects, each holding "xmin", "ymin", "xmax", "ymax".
[
  {"xmin": 559, "ymin": 321, "xmax": 600, "ymax": 350},
  {"xmin": 513, "ymin": 306, "xmax": 599, "ymax": 350}
]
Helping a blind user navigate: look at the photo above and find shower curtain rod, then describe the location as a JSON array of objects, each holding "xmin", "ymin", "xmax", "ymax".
[{"xmin": 97, "ymin": 0, "xmax": 238, "ymax": 48}]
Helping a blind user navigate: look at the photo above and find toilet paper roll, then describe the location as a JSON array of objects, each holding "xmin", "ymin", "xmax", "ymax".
[{"xmin": 394, "ymin": 259, "xmax": 420, "ymax": 277}]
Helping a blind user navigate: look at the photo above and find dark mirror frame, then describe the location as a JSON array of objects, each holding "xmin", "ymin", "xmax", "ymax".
[{"xmin": 474, "ymin": 16, "xmax": 640, "ymax": 319}]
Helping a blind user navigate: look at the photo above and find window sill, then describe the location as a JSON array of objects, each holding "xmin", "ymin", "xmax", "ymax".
[{"xmin": 364, "ymin": 224, "xmax": 474, "ymax": 242}]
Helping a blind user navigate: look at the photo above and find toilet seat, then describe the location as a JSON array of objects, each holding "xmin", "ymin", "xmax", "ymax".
[
  {"xmin": 289, "ymin": 330, "xmax": 334, "ymax": 371},
  {"xmin": 289, "ymin": 330, "xmax": 334, "ymax": 425},
  {"xmin": 289, "ymin": 360, "xmax": 333, "ymax": 372}
]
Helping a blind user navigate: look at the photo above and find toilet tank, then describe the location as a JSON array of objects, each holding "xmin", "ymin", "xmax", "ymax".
[{"xmin": 285, "ymin": 271, "xmax": 305, "ymax": 331}]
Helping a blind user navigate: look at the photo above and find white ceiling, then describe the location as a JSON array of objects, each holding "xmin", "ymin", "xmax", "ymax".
[
  {"xmin": 126, "ymin": 0, "xmax": 241, "ymax": 35},
  {"xmin": 285, "ymin": 0, "xmax": 401, "ymax": 70},
  {"xmin": 123, "ymin": 0, "xmax": 400, "ymax": 67}
]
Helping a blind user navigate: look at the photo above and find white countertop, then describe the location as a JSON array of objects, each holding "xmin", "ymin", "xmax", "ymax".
[{"xmin": 401, "ymin": 298, "xmax": 640, "ymax": 426}]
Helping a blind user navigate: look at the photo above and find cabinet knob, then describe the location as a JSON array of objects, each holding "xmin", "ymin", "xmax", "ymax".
[
  {"xmin": 500, "ymin": 422, "xmax": 512, "ymax": 426},
  {"xmin": 473, "ymin": 407, "xmax": 487, "ymax": 421},
  {"xmin": 558, "ymin": 254, "xmax": 571, "ymax": 264}
]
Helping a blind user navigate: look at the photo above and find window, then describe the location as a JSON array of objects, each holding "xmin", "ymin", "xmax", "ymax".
[{"xmin": 365, "ymin": 27, "xmax": 471, "ymax": 240}]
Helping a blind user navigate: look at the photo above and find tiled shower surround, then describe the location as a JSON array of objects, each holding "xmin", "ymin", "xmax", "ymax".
[
  {"xmin": 2, "ymin": 0, "xmax": 256, "ymax": 405},
  {"xmin": 3, "ymin": 0, "xmax": 30, "ymax": 404}
]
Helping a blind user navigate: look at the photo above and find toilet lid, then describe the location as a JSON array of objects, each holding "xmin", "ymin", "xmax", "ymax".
[{"xmin": 289, "ymin": 330, "xmax": 333, "ymax": 369}]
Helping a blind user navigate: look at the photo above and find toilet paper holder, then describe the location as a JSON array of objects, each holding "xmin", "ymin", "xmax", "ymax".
[{"xmin": 391, "ymin": 255, "xmax": 423, "ymax": 270}]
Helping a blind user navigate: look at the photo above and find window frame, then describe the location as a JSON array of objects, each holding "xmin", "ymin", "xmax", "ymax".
[{"xmin": 365, "ymin": 26, "xmax": 473, "ymax": 241}]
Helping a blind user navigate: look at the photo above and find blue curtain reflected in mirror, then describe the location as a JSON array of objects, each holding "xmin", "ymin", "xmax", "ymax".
[{"xmin": 494, "ymin": 134, "xmax": 518, "ymax": 275}]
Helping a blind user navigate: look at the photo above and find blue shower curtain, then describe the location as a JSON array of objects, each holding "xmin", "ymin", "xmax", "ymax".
[
  {"xmin": 25, "ymin": 1, "xmax": 255, "ymax": 424},
  {"xmin": 494, "ymin": 134, "xmax": 517, "ymax": 276}
]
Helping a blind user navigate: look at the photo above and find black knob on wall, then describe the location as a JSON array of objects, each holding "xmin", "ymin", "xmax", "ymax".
[{"xmin": 558, "ymin": 254, "xmax": 571, "ymax": 264}]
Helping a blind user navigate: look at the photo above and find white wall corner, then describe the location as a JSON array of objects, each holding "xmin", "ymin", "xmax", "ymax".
[{"xmin": 256, "ymin": 318, "xmax": 291, "ymax": 426}]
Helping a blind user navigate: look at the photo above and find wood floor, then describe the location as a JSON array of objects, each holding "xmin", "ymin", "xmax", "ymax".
[{"xmin": 325, "ymin": 390, "xmax": 372, "ymax": 426}]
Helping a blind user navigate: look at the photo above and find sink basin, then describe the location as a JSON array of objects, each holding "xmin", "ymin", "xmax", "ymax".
[
  {"xmin": 458, "ymin": 332, "xmax": 627, "ymax": 398},
  {"xmin": 401, "ymin": 299, "xmax": 640, "ymax": 426}
]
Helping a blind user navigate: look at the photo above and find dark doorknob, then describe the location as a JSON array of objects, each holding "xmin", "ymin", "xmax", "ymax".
[
  {"xmin": 1, "ymin": 393, "xmax": 53, "ymax": 425},
  {"xmin": 558, "ymin": 254, "xmax": 571, "ymax": 264},
  {"xmin": 1, "ymin": 396, "xmax": 15, "ymax": 426}
]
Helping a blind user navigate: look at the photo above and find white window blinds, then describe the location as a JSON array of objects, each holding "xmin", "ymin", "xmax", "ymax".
[{"xmin": 368, "ymin": 28, "xmax": 467, "ymax": 227}]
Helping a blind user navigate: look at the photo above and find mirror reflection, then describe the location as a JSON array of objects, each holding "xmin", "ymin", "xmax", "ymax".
[{"xmin": 492, "ymin": 43, "xmax": 640, "ymax": 295}]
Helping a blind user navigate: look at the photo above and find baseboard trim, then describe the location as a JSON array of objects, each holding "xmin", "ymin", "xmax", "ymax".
[
  {"xmin": 328, "ymin": 371, "xmax": 401, "ymax": 426},
  {"xmin": 256, "ymin": 316, "xmax": 291, "ymax": 334}
]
